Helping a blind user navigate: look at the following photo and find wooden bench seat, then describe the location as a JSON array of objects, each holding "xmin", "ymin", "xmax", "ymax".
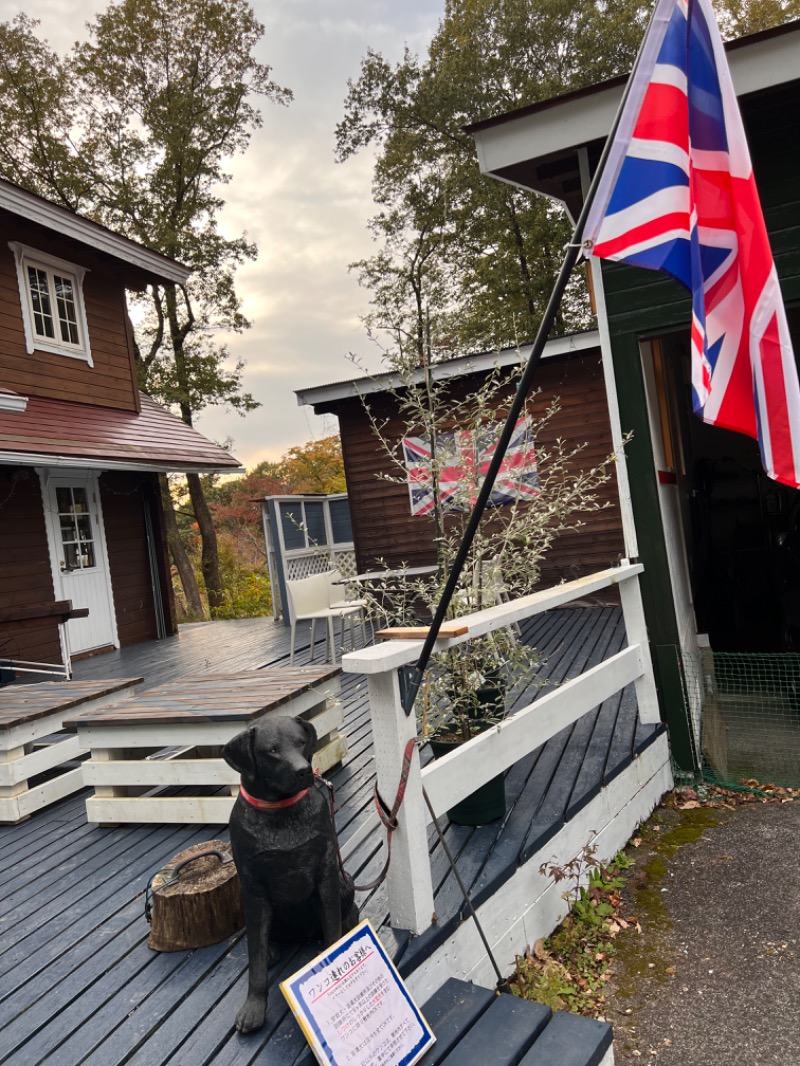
[
  {"xmin": 293, "ymin": 977, "xmax": 614, "ymax": 1066},
  {"xmin": 66, "ymin": 666, "xmax": 346, "ymax": 825},
  {"xmin": 0, "ymin": 677, "xmax": 143, "ymax": 823}
]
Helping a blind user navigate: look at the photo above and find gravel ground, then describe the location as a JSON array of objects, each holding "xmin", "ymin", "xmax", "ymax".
[{"xmin": 604, "ymin": 796, "xmax": 800, "ymax": 1066}]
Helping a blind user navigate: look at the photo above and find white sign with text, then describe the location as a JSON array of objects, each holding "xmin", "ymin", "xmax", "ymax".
[{"xmin": 281, "ymin": 920, "xmax": 435, "ymax": 1066}]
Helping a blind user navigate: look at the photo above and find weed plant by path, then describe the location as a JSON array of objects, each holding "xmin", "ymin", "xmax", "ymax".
[{"xmin": 509, "ymin": 785, "xmax": 800, "ymax": 1065}]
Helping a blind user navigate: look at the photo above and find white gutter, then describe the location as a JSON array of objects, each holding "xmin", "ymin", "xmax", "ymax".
[
  {"xmin": 296, "ymin": 330, "xmax": 601, "ymax": 408},
  {"xmin": 0, "ymin": 181, "xmax": 191, "ymax": 286},
  {"xmin": 0, "ymin": 392, "xmax": 28, "ymax": 413},
  {"xmin": 0, "ymin": 451, "xmax": 243, "ymax": 475},
  {"xmin": 471, "ymin": 27, "xmax": 800, "ymax": 181}
]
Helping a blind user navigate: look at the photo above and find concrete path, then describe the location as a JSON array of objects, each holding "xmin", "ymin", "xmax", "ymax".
[{"xmin": 606, "ymin": 796, "xmax": 800, "ymax": 1065}]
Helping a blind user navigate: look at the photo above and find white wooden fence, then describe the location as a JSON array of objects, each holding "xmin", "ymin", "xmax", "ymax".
[{"xmin": 341, "ymin": 562, "xmax": 660, "ymax": 934}]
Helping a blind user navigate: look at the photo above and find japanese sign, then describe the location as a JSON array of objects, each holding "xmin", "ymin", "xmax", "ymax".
[{"xmin": 280, "ymin": 919, "xmax": 435, "ymax": 1066}]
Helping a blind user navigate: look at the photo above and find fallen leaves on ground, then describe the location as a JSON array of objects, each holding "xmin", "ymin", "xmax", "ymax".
[{"xmin": 672, "ymin": 781, "xmax": 800, "ymax": 809}]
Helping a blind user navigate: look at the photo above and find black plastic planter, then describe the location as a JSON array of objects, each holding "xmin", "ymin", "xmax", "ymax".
[{"xmin": 428, "ymin": 683, "xmax": 506, "ymax": 826}]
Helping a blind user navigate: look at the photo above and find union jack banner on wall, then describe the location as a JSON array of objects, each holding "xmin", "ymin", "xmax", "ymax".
[
  {"xmin": 402, "ymin": 416, "xmax": 540, "ymax": 517},
  {"xmin": 582, "ymin": 0, "xmax": 800, "ymax": 488}
]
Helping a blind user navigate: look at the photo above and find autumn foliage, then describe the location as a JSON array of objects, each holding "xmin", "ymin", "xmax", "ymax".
[{"xmin": 181, "ymin": 436, "xmax": 347, "ymax": 619}]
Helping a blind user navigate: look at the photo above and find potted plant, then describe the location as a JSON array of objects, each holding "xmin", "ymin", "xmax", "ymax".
[
  {"xmin": 358, "ymin": 353, "xmax": 622, "ymax": 825},
  {"xmin": 422, "ymin": 630, "xmax": 534, "ymax": 825}
]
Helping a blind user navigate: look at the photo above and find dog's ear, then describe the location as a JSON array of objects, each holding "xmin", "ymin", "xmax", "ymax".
[
  {"xmin": 222, "ymin": 727, "xmax": 255, "ymax": 775},
  {"xmin": 297, "ymin": 717, "xmax": 317, "ymax": 761}
]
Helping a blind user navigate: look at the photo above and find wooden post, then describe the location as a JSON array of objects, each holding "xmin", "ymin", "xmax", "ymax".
[
  {"xmin": 578, "ymin": 147, "xmax": 640, "ymax": 562},
  {"xmin": 618, "ymin": 573, "xmax": 661, "ymax": 726},
  {"xmin": 365, "ymin": 669, "xmax": 434, "ymax": 934}
]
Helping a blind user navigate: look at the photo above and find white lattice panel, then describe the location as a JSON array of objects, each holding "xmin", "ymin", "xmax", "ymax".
[
  {"xmin": 286, "ymin": 552, "xmax": 335, "ymax": 581},
  {"xmin": 333, "ymin": 550, "xmax": 357, "ymax": 579}
]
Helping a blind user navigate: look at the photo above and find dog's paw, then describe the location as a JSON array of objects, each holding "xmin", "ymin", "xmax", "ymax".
[{"xmin": 235, "ymin": 996, "xmax": 267, "ymax": 1034}]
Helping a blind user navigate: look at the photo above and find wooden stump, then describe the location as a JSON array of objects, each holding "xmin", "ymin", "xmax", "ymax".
[{"xmin": 147, "ymin": 839, "xmax": 244, "ymax": 952}]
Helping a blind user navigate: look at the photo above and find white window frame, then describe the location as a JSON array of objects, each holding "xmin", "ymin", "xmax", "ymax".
[{"xmin": 9, "ymin": 242, "xmax": 93, "ymax": 366}]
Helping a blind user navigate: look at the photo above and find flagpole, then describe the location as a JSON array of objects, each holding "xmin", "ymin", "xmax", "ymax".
[{"xmin": 398, "ymin": 4, "xmax": 661, "ymax": 714}]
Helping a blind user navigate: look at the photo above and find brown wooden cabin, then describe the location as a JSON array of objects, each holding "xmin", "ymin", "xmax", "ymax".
[
  {"xmin": 296, "ymin": 332, "xmax": 625, "ymax": 594},
  {"xmin": 0, "ymin": 179, "xmax": 240, "ymax": 674}
]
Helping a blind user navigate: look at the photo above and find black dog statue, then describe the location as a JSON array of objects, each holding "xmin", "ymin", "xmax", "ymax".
[{"xmin": 222, "ymin": 715, "xmax": 358, "ymax": 1034}]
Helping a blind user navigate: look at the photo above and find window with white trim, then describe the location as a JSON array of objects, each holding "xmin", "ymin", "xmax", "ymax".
[{"xmin": 9, "ymin": 242, "xmax": 93, "ymax": 365}]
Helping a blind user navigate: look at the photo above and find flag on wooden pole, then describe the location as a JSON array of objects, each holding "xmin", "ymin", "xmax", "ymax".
[{"xmin": 582, "ymin": 0, "xmax": 800, "ymax": 488}]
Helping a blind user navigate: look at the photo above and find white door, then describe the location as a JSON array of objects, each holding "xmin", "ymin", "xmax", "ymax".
[{"xmin": 42, "ymin": 473, "xmax": 118, "ymax": 654}]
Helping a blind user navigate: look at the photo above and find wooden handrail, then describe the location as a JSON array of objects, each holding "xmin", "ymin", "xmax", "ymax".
[
  {"xmin": 339, "ymin": 560, "xmax": 660, "ymax": 935},
  {"xmin": 344, "ymin": 562, "xmax": 644, "ymax": 674},
  {"xmin": 0, "ymin": 600, "xmax": 88, "ymax": 625}
]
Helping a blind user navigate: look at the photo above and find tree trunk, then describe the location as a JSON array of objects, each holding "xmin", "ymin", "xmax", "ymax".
[
  {"xmin": 161, "ymin": 476, "xmax": 206, "ymax": 621},
  {"xmin": 147, "ymin": 839, "xmax": 243, "ymax": 952},
  {"xmin": 160, "ymin": 285, "xmax": 226, "ymax": 617},
  {"xmin": 186, "ymin": 472, "xmax": 224, "ymax": 613}
]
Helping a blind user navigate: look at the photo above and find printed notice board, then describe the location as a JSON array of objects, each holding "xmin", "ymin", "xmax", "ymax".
[{"xmin": 280, "ymin": 919, "xmax": 435, "ymax": 1066}]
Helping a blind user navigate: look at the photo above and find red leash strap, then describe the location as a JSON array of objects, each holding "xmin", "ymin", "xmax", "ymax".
[
  {"xmin": 323, "ymin": 737, "xmax": 420, "ymax": 894},
  {"xmin": 373, "ymin": 736, "xmax": 419, "ymax": 832}
]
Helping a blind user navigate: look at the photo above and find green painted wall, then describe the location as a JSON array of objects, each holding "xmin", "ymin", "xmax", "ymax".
[{"xmin": 597, "ymin": 79, "xmax": 800, "ymax": 770}]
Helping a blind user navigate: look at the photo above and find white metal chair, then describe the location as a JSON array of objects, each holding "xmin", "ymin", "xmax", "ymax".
[
  {"xmin": 327, "ymin": 569, "xmax": 371, "ymax": 646},
  {"xmin": 285, "ymin": 571, "xmax": 366, "ymax": 665}
]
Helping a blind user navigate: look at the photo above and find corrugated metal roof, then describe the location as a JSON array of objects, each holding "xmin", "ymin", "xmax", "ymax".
[{"xmin": 0, "ymin": 394, "xmax": 241, "ymax": 473}]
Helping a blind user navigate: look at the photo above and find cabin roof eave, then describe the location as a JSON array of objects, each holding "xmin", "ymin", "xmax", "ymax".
[{"xmin": 296, "ymin": 330, "xmax": 601, "ymax": 412}]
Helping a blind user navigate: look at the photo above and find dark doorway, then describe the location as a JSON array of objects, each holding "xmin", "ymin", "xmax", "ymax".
[{"xmin": 656, "ymin": 309, "xmax": 800, "ymax": 652}]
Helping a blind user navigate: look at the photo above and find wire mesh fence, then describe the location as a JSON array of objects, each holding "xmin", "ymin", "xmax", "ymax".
[{"xmin": 681, "ymin": 648, "xmax": 800, "ymax": 789}]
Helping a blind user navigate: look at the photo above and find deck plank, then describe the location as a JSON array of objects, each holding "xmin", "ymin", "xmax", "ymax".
[
  {"xmin": 437, "ymin": 992, "xmax": 551, "ymax": 1065},
  {"xmin": 471, "ymin": 608, "xmax": 624, "ymax": 900},
  {"xmin": 411, "ymin": 977, "xmax": 495, "ymax": 1065},
  {"xmin": 0, "ymin": 606, "xmax": 651, "ymax": 1065}
]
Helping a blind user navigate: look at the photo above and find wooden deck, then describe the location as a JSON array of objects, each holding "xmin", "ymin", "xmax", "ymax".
[{"xmin": 0, "ymin": 609, "xmax": 665, "ymax": 1064}]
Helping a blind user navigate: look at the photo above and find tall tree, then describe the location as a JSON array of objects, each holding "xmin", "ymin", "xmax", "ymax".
[
  {"xmin": 338, "ymin": 0, "xmax": 799, "ymax": 363},
  {"xmin": 279, "ymin": 437, "xmax": 347, "ymax": 495},
  {"xmin": 0, "ymin": 1, "xmax": 291, "ymax": 615},
  {"xmin": 715, "ymin": 0, "xmax": 800, "ymax": 34},
  {"xmin": 337, "ymin": 0, "xmax": 649, "ymax": 361}
]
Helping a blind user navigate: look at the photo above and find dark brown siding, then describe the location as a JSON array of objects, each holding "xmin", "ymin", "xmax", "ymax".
[
  {"xmin": 0, "ymin": 466, "xmax": 61, "ymax": 665},
  {"xmin": 0, "ymin": 214, "xmax": 139, "ymax": 411},
  {"xmin": 100, "ymin": 471, "xmax": 164, "ymax": 646},
  {"xmin": 334, "ymin": 349, "xmax": 625, "ymax": 591}
]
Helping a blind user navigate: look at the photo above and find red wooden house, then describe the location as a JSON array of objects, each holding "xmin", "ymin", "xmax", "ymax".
[
  {"xmin": 0, "ymin": 179, "xmax": 240, "ymax": 675},
  {"xmin": 296, "ymin": 331, "xmax": 626, "ymax": 591}
]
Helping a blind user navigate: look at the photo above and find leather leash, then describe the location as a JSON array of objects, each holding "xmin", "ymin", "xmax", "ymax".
[{"xmin": 321, "ymin": 736, "xmax": 419, "ymax": 893}]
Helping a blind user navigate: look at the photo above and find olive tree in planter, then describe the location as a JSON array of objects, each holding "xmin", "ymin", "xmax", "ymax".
[{"xmin": 359, "ymin": 355, "xmax": 624, "ymax": 825}]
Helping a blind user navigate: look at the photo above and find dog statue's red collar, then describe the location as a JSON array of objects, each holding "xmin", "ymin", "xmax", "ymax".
[{"xmin": 238, "ymin": 779, "xmax": 313, "ymax": 811}]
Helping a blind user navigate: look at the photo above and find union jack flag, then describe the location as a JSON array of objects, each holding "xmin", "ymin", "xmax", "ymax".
[
  {"xmin": 583, "ymin": 0, "xmax": 800, "ymax": 488},
  {"xmin": 402, "ymin": 416, "xmax": 540, "ymax": 516}
]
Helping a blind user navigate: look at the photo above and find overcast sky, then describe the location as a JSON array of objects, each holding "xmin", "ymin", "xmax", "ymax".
[{"xmin": 0, "ymin": 0, "xmax": 444, "ymax": 468}]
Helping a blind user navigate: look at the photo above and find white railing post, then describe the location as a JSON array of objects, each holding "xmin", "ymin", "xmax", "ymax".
[
  {"xmin": 365, "ymin": 668, "xmax": 435, "ymax": 934},
  {"xmin": 345, "ymin": 563, "xmax": 653, "ymax": 934},
  {"xmin": 618, "ymin": 575, "xmax": 661, "ymax": 725}
]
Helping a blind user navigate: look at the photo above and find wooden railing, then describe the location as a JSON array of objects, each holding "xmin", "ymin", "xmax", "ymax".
[{"xmin": 341, "ymin": 562, "xmax": 660, "ymax": 934}]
